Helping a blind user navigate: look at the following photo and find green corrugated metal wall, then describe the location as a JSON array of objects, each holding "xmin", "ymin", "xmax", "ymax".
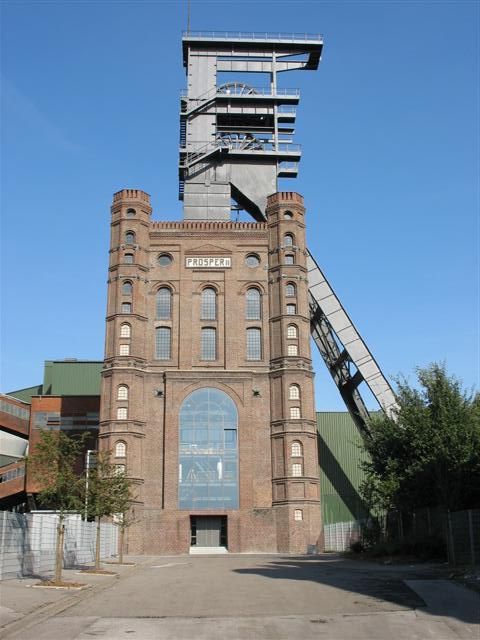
[
  {"xmin": 43, "ymin": 361, "xmax": 103, "ymax": 396},
  {"xmin": 6, "ymin": 385, "xmax": 43, "ymax": 403},
  {"xmin": 317, "ymin": 412, "xmax": 369, "ymax": 525}
]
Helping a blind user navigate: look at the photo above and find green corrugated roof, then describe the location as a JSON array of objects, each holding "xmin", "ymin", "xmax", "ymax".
[
  {"xmin": 7, "ymin": 385, "xmax": 43, "ymax": 403},
  {"xmin": 42, "ymin": 361, "xmax": 103, "ymax": 396},
  {"xmin": 317, "ymin": 412, "xmax": 369, "ymax": 525}
]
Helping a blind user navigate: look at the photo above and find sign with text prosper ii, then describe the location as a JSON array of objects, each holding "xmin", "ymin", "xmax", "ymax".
[{"xmin": 185, "ymin": 256, "xmax": 232, "ymax": 268}]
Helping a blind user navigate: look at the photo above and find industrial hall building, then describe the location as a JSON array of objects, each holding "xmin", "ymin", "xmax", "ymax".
[{"xmin": 99, "ymin": 31, "xmax": 396, "ymax": 556}]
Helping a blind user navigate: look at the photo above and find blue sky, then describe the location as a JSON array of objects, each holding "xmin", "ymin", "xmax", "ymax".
[{"xmin": 1, "ymin": 0, "xmax": 478, "ymax": 409}]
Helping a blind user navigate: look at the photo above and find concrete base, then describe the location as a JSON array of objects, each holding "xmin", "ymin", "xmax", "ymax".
[{"xmin": 189, "ymin": 546, "xmax": 228, "ymax": 555}]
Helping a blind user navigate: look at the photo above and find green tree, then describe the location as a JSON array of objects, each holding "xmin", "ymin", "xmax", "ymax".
[
  {"xmin": 361, "ymin": 363, "xmax": 480, "ymax": 514},
  {"xmin": 27, "ymin": 430, "xmax": 87, "ymax": 583},
  {"xmin": 86, "ymin": 451, "xmax": 134, "ymax": 570}
]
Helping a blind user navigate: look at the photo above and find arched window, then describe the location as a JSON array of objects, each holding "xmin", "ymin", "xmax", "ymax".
[
  {"xmin": 294, "ymin": 509, "xmax": 303, "ymax": 521},
  {"xmin": 285, "ymin": 254, "xmax": 295, "ymax": 265},
  {"xmin": 287, "ymin": 324, "xmax": 297, "ymax": 339},
  {"xmin": 117, "ymin": 407, "xmax": 127, "ymax": 420},
  {"xmin": 126, "ymin": 208, "xmax": 136, "ymax": 218},
  {"xmin": 290, "ymin": 407, "xmax": 301, "ymax": 420},
  {"xmin": 201, "ymin": 287, "xmax": 216, "ymax": 320},
  {"xmin": 246, "ymin": 328, "xmax": 261, "ymax": 361},
  {"xmin": 179, "ymin": 388, "xmax": 238, "ymax": 509},
  {"xmin": 284, "ymin": 233, "xmax": 294, "ymax": 246},
  {"xmin": 156, "ymin": 327, "xmax": 171, "ymax": 360},
  {"xmin": 117, "ymin": 385, "xmax": 128, "ymax": 400},
  {"xmin": 291, "ymin": 441, "xmax": 302, "ymax": 457},
  {"xmin": 122, "ymin": 281, "xmax": 133, "ymax": 295},
  {"xmin": 287, "ymin": 344, "xmax": 298, "ymax": 356},
  {"xmin": 286, "ymin": 303, "xmax": 296, "ymax": 315},
  {"xmin": 285, "ymin": 282, "xmax": 296, "ymax": 297},
  {"xmin": 121, "ymin": 302, "xmax": 132, "ymax": 314},
  {"xmin": 201, "ymin": 328, "xmax": 216, "ymax": 360},
  {"xmin": 246, "ymin": 287, "xmax": 261, "ymax": 320},
  {"xmin": 292, "ymin": 463, "xmax": 302, "ymax": 477},
  {"xmin": 120, "ymin": 323, "xmax": 131, "ymax": 338},
  {"xmin": 156, "ymin": 287, "xmax": 171, "ymax": 320},
  {"xmin": 125, "ymin": 231, "xmax": 135, "ymax": 245},
  {"xmin": 284, "ymin": 210, "xmax": 294, "ymax": 219},
  {"xmin": 115, "ymin": 441, "xmax": 126, "ymax": 457},
  {"xmin": 124, "ymin": 253, "xmax": 134, "ymax": 264},
  {"xmin": 119, "ymin": 344, "xmax": 130, "ymax": 356},
  {"xmin": 289, "ymin": 384, "xmax": 300, "ymax": 400}
]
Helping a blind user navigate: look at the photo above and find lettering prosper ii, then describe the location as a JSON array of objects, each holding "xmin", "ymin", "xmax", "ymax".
[{"xmin": 185, "ymin": 257, "xmax": 232, "ymax": 268}]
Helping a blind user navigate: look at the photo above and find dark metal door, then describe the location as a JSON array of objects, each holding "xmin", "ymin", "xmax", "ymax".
[{"xmin": 196, "ymin": 516, "xmax": 221, "ymax": 547}]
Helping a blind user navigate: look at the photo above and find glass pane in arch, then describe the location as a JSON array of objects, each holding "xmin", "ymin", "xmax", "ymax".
[{"xmin": 178, "ymin": 388, "xmax": 238, "ymax": 510}]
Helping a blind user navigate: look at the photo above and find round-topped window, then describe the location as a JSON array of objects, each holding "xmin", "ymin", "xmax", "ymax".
[
  {"xmin": 283, "ymin": 211, "xmax": 294, "ymax": 219},
  {"xmin": 158, "ymin": 253, "xmax": 173, "ymax": 267},
  {"xmin": 245, "ymin": 253, "xmax": 260, "ymax": 268},
  {"xmin": 126, "ymin": 208, "xmax": 136, "ymax": 218}
]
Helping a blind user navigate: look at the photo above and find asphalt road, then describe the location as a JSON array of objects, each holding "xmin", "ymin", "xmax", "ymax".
[{"xmin": 2, "ymin": 554, "xmax": 479, "ymax": 639}]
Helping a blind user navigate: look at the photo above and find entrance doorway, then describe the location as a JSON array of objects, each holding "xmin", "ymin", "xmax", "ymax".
[{"xmin": 190, "ymin": 516, "xmax": 227, "ymax": 549}]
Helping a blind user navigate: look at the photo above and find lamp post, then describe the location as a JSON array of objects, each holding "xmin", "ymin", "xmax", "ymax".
[{"xmin": 84, "ymin": 449, "xmax": 97, "ymax": 520}]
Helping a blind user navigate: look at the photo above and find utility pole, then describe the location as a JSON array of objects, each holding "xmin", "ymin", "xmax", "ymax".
[{"xmin": 84, "ymin": 449, "xmax": 97, "ymax": 520}]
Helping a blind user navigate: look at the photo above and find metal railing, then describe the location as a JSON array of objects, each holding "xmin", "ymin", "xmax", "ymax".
[
  {"xmin": 183, "ymin": 31, "xmax": 323, "ymax": 42},
  {"xmin": 180, "ymin": 85, "xmax": 300, "ymax": 100}
]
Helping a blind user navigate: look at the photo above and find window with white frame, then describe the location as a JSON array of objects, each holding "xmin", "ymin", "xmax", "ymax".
[
  {"xmin": 117, "ymin": 407, "xmax": 127, "ymax": 420},
  {"xmin": 285, "ymin": 282, "xmax": 296, "ymax": 297},
  {"xmin": 284, "ymin": 254, "xmax": 295, "ymax": 265},
  {"xmin": 119, "ymin": 344, "xmax": 130, "ymax": 356},
  {"xmin": 287, "ymin": 344, "xmax": 298, "ymax": 356},
  {"xmin": 201, "ymin": 328, "xmax": 216, "ymax": 360},
  {"xmin": 292, "ymin": 463, "xmax": 302, "ymax": 477},
  {"xmin": 294, "ymin": 509, "xmax": 303, "ymax": 521},
  {"xmin": 246, "ymin": 288, "xmax": 261, "ymax": 320},
  {"xmin": 246, "ymin": 327, "xmax": 262, "ymax": 360},
  {"xmin": 115, "ymin": 441, "xmax": 126, "ymax": 457},
  {"xmin": 287, "ymin": 324, "xmax": 297, "ymax": 339},
  {"xmin": 122, "ymin": 302, "xmax": 132, "ymax": 314},
  {"xmin": 155, "ymin": 327, "xmax": 171, "ymax": 360},
  {"xmin": 120, "ymin": 323, "xmax": 131, "ymax": 338},
  {"xmin": 291, "ymin": 441, "xmax": 302, "ymax": 457},
  {"xmin": 286, "ymin": 303, "xmax": 296, "ymax": 315},
  {"xmin": 201, "ymin": 287, "xmax": 216, "ymax": 320},
  {"xmin": 117, "ymin": 385, "xmax": 128, "ymax": 401},
  {"xmin": 122, "ymin": 281, "xmax": 133, "ymax": 295},
  {"xmin": 156, "ymin": 287, "xmax": 172, "ymax": 320},
  {"xmin": 290, "ymin": 406, "xmax": 301, "ymax": 419},
  {"xmin": 289, "ymin": 384, "xmax": 300, "ymax": 400}
]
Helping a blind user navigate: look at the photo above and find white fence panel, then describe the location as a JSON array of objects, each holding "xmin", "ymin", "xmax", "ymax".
[
  {"xmin": 324, "ymin": 520, "xmax": 362, "ymax": 552},
  {"xmin": 0, "ymin": 511, "xmax": 118, "ymax": 580}
]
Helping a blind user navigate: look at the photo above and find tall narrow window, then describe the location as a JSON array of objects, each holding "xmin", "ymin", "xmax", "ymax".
[
  {"xmin": 285, "ymin": 283, "xmax": 296, "ymax": 297},
  {"xmin": 156, "ymin": 327, "xmax": 171, "ymax": 360},
  {"xmin": 117, "ymin": 385, "xmax": 129, "ymax": 400},
  {"xmin": 201, "ymin": 288, "xmax": 216, "ymax": 320},
  {"xmin": 115, "ymin": 441, "xmax": 126, "ymax": 457},
  {"xmin": 122, "ymin": 302, "xmax": 132, "ymax": 314},
  {"xmin": 287, "ymin": 324, "xmax": 297, "ymax": 339},
  {"xmin": 285, "ymin": 254, "xmax": 295, "ymax": 265},
  {"xmin": 284, "ymin": 233, "xmax": 294, "ymax": 246},
  {"xmin": 120, "ymin": 323, "xmax": 131, "ymax": 338},
  {"xmin": 117, "ymin": 407, "xmax": 127, "ymax": 420},
  {"xmin": 119, "ymin": 344, "xmax": 130, "ymax": 356},
  {"xmin": 125, "ymin": 231, "xmax": 135, "ymax": 245},
  {"xmin": 292, "ymin": 463, "xmax": 302, "ymax": 477},
  {"xmin": 124, "ymin": 253, "xmax": 134, "ymax": 264},
  {"xmin": 290, "ymin": 407, "xmax": 301, "ymax": 419},
  {"xmin": 246, "ymin": 288, "xmax": 261, "ymax": 320},
  {"xmin": 201, "ymin": 328, "xmax": 216, "ymax": 361},
  {"xmin": 246, "ymin": 327, "xmax": 261, "ymax": 361},
  {"xmin": 287, "ymin": 344, "xmax": 298, "ymax": 356},
  {"xmin": 291, "ymin": 441, "xmax": 302, "ymax": 457},
  {"xmin": 122, "ymin": 281, "xmax": 133, "ymax": 295},
  {"xmin": 289, "ymin": 384, "xmax": 300, "ymax": 400},
  {"xmin": 286, "ymin": 304, "xmax": 296, "ymax": 315},
  {"xmin": 156, "ymin": 287, "xmax": 171, "ymax": 320}
]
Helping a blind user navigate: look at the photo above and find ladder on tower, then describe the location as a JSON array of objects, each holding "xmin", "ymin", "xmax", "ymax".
[{"xmin": 306, "ymin": 250, "xmax": 398, "ymax": 436}]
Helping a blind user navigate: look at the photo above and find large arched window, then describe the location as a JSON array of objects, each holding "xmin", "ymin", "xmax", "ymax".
[
  {"xmin": 122, "ymin": 281, "xmax": 133, "ymax": 295},
  {"xmin": 289, "ymin": 384, "xmax": 300, "ymax": 400},
  {"xmin": 285, "ymin": 282, "xmax": 296, "ymax": 297},
  {"xmin": 179, "ymin": 388, "xmax": 238, "ymax": 510},
  {"xmin": 125, "ymin": 231, "xmax": 135, "ymax": 245},
  {"xmin": 156, "ymin": 287, "xmax": 172, "ymax": 320},
  {"xmin": 115, "ymin": 441, "xmax": 126, "ymax": 457},
  {"xmin": 120, "ymin": 323, "xmax": 131, "ymax": 338},
  {"xmin": 201, "ymin": 287, "xmax": 216, "ymax": 320},
  {"xmin": 287, "ymin": 324, "xmax": 298, "ymax": 339},
  {"xmin": 117, "ymin": 385, "xmax": 128, "ymax": 400},
  {"xmin": 246, "ymin": 287, "xmax": 261, "ymax": 320}
]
